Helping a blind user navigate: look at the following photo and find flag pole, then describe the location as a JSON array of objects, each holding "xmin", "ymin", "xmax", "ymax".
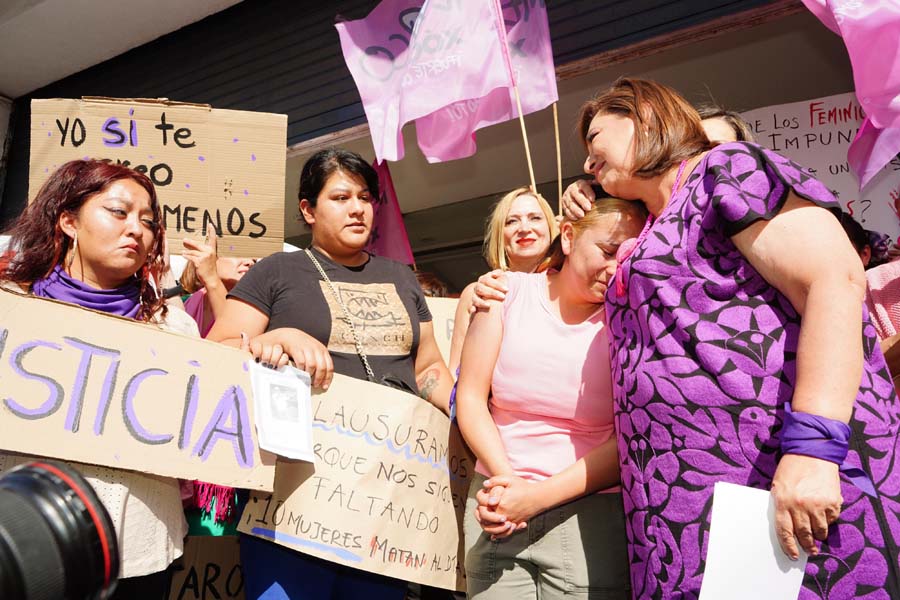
[
  {"xmin": 492, "ymin": 0, "xmax": 536, "ymax": 193},
  {"xmin": 553, "ymin": 102, "xmax": 562, "ymax": 216},
  {"xmin": 512, "ymin": 86, "xmax": 537, "ymax": 192}
]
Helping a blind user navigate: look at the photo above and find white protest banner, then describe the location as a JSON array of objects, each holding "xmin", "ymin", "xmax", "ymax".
[
  {"xmin": 238, "ymin": 373, "xmax": 473, "ymax": 591},
  {"xmin": 0, "ymin": 287, "xmax": 275, "ymax": 490},
  {"xmin": 168, "ymin": 536, "xmax": 245, "ymax": 600},
  {"xmin": 29, "ymin": 97, "xmax": 288, "ymax": 257},
  {"xmin": 425, "ymin": 297, "xmax": 457, "ymax": 367},
  {"xmin": 741, "ymin": 92, "xmax": 900, "ymax": 241}
]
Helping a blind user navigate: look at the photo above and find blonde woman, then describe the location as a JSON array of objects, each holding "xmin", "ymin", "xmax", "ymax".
[
  {"xmin": 448, "ymin": 187, "xmax": 558, "ymax": 373},
  {"xmin": 457, "ymin": 198, "xmax": 646, "ymax": 599}
]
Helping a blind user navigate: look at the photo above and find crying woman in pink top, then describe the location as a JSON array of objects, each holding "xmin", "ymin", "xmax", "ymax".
[{"xmin": 456, "ymin": 197, "xmax": 647, "ymax": 600}]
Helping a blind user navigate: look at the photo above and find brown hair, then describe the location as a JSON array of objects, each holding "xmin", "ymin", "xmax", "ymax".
[
  {"xmin": 484, "ymin": 187, "xmax": 559, "ymax": 271},
  {"xmin": 2, "ymin": 159, "xmax": 166, "ymax": 321},
  {"xmin": 540, "ymin": 197, "xmax": 648, "ymax": 272},
  {"xmin": 180, "ymin": 260, "xmax": 203, "ymax": 294},
  {"xmin": 696, "ymin": 104, "xmax": 755, "ymax": 142},
  {"xmin": 578, "ymin": 77, "xmax": 713, "ymax": 178},
  {"xmin": 414, "ymin": 269, "xmax": 448, "ymax": 298}
]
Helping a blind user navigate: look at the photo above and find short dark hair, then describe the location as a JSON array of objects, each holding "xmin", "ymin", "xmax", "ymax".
[
  {"xmin": 298, "ymin": 148, "xmax": 380, "ymax": 214},
  {"xmin": 839, "ymin": 211, "xmax": 869, "ymax": 254},
  {"xmin": 696, "ymin": 104, "xmax": 755, "ymax": 142}
]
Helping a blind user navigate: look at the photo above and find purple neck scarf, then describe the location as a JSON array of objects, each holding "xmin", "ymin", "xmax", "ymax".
[{"xmin": 32, "ymin": 265, "xmax": 142, "ymax": 320}]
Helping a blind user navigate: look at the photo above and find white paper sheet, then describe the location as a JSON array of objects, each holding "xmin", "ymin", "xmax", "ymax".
[
  {"xmin": 249, "ymin": 363, "xmax": 314, "ymax": 461},
  {"xmin": 699, "ymin": 482, "xmax": 808, "ymax": 600}
]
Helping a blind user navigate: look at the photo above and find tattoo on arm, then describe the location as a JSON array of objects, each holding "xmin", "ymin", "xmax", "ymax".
[{"xmin": 417, "ymin": 368, "xmax": 440, "ymax": 401}]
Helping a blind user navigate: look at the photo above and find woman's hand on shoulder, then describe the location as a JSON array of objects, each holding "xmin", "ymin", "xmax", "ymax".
[
  {"xmin": 247, "ymin": 328, "xmax": 334, "ymax": 390},
  {"xmin": 561, "ymin": 179, "xmax": 595, "ymax": 221},
  {"xmin": 771, "ymin": 453, "xmax": 842, "ymax": 560},
  {"xmin": 469, "ymin": 270, "xmax": 510, "ymax": 312}
]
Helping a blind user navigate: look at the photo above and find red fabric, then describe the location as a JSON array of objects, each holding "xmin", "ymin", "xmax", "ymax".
[
  {"xmin": 192, "ymin": 482, "xmax": 236, "ymax": 523},
  {"xmin": 364, "ymin": 161, "xmax": 414, "ymax": 265}
]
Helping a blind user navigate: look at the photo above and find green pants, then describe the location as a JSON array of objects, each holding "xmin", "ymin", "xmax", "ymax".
[{"xmin": 464, "ymin": 474, "xmax": 630, "ymax": 599}]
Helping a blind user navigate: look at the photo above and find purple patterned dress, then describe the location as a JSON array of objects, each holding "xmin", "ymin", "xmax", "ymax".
[{"xmin": 606, "ymin": 142, "xmax": 900, "ymax": 599}]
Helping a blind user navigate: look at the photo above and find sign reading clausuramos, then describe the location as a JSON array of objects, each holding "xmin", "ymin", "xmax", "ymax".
[
  {"xmin": 239, "ymin": 373, "xmax": 473, "ymax": 591},
  {"xmin": 0, "ymin": 287, "xmax": 276, "ymax": 490},
  {"xmin": 29, "ymin": 97, "xmax": 288, "ymax": 257}
]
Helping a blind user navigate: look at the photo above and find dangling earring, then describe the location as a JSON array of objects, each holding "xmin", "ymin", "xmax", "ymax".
[{"xmin": 66, "ymin": 233, "xmax": 78, "ymax": 270}]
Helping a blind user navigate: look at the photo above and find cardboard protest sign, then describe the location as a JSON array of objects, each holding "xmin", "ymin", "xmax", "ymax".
[
  {"xmin": 239, "ymin": 373, "xmax": 474, "ymax": 591},
  {"xmin": 29, "ymin": 97, "xmax": 287, "ymax": 257},
  {"xmin": 425, "ymin": 297, "xmax": 457, "ymax": 367},
  {"xmin": 168, "ymin": 536, "xmax": 244, "ymax": 600},
  {"xmin": 741, "ymin": 92, "xmax": 900, "ymax": 241},
  {"xmin": 0, "ymin": 287, "xmax": 275, "ymax": 490}
]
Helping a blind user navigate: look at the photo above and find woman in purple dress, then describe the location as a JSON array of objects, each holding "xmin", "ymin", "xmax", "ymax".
[{"xmin": 551, "ymin": 78, "xmax": 900, "ymax": 599}]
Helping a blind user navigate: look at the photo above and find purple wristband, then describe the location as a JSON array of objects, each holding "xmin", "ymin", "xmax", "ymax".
[
  {"xmin": 781, "ymin": 410, "xmax": 850, "ymax": 465},
  {"xmin": 781, "ymin": 409, "xmax": 877, "ymax": 497}
]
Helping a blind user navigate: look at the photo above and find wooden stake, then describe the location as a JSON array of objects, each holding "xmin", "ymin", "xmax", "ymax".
[
  {"xmin": 512, "ymin": 84, "xmax": 537, "ymax": 193},
  {"xmin": 489, "ymin": 0, "xmax": 535, "ymax": 194},
  {"xmin": 553, "ymin": 102, "xmax": 562, "ymax": 216}
]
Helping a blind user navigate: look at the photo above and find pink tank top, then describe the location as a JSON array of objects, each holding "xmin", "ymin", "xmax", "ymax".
[{"xmin": 476, "ymin": 271, "xmax": 618, "ymax": 492}]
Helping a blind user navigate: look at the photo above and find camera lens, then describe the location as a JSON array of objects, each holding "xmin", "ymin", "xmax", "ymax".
[{"xmin": 0, "ymin": 461, "xmax": 119, "ymax": 599}]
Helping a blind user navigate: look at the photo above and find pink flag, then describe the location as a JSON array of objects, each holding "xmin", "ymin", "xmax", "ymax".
[
  {"xmin": 802, "ymin": 1, "xmax": 900, "ymax": 188},
  {"xmin": 364, "ymin": 160, "xmax": 415, "ymax": 265},
  {"xmin": 336, "ymin": 0, "xmax": 557, "ymax": 163}
]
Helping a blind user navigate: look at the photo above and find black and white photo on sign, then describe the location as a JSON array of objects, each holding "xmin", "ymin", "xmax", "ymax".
[
  {"xmin": 249, "ymin": 362, "xmax": 314, "ymax": 462},
  {"xmin": 269, "ymin": 383, "xmax": 299, "ymax": 422}
]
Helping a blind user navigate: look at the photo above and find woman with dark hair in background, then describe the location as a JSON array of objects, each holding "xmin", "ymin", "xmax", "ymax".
[
  {"xmin": 839, "ymin": 210, "xmax": 873, "ymax": 267},
  {"xmin": 415, "ymin": 268, "xmax": 449, "ymax": 298},
  {"xmin": 208, "ymin": 148, "xmax": 454, "ymax": 600},
  {"xmin": 695, "ymin": 104, "xmax": 756, "ymax": 143},
  {"xmin": 0, "ymin": 159, "xmax": 189, "ymax": 599}
]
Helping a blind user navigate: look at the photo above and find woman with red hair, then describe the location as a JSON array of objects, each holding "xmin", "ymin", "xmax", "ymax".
[{"xmin": 0, "ymin": 159, "xmax": 189, "ymax": 599}]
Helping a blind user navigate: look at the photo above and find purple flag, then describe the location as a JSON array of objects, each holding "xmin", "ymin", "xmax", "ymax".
[
  {"xmin": 336, "ymin": 0, "xmax": 557, "ymax": 163},
  {"xmin": 365, "ymin": 160, "xmax": 415, "ymax": 265},
  {"xmin": 802, "ymin": 1, "xmax": 900, "ymax": 188}
]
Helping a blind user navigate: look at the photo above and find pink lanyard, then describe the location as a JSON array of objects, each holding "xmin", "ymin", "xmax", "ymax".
[{"xmin": 613, "ymin": 159, "xmax": 688, "ymax": 297}]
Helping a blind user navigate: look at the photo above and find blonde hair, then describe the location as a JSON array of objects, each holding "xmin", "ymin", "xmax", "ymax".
[
  {"xmin": 540, "ymin": 197, "xmax": 648, "ymax": 272},
  {"xmin": 483, "ymin": 187, "xmax": 559, "ymax": 271}
]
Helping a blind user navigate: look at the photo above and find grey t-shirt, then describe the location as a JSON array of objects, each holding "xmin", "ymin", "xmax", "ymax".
[{"xmin": 229, "ymin": 248, "xmax": 431, "ymax": 392}]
